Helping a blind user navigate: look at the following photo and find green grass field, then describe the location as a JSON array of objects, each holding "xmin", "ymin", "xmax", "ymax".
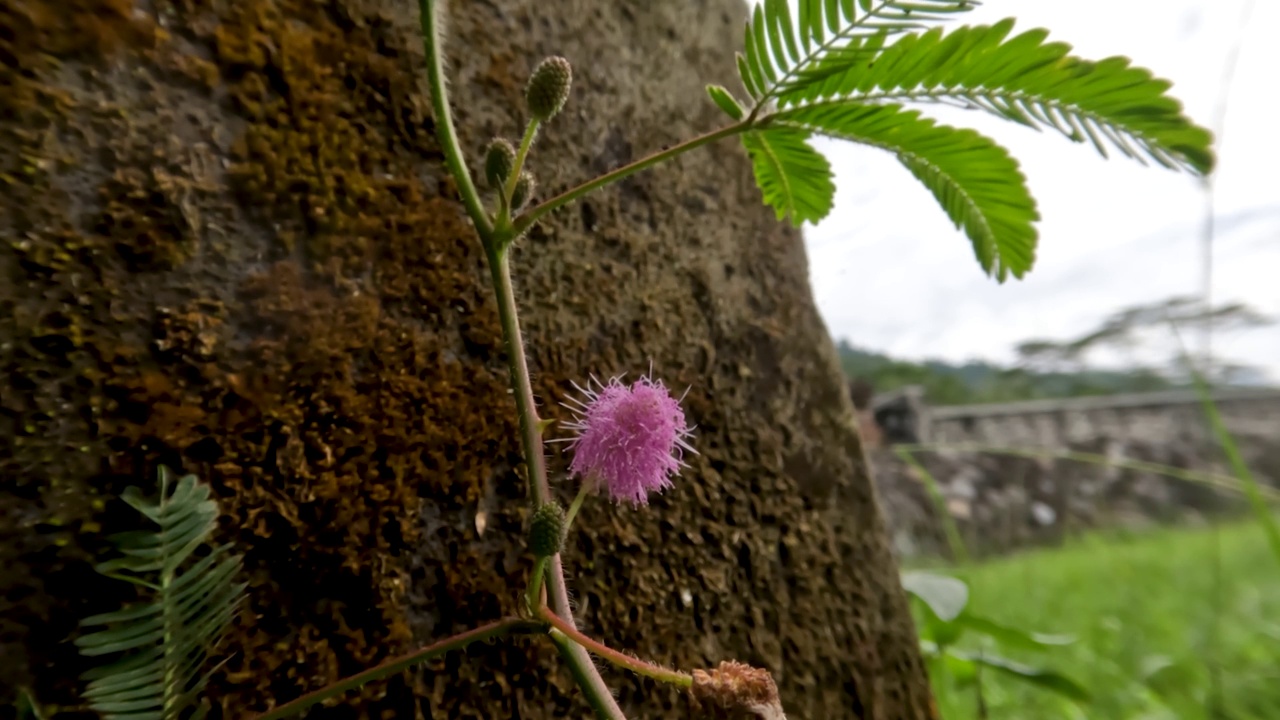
[{"xmin": 923, "ymin": 521, "xmax": 1280, "ymax": 720}]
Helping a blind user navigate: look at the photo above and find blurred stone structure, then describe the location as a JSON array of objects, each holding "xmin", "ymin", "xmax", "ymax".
[{"xmin": 859, "ymin": 386, "xmax": 1280, "ymax": 558}]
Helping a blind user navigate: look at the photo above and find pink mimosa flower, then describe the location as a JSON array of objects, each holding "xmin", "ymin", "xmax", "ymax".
[{"xmin": 561, "ymin": 374, "xmax": 696, "ymax": 506}]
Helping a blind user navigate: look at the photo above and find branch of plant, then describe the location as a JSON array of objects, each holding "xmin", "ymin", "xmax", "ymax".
[
  {"xmin": 251, "ymin": 618, "xmax": 547, "ymax": 720},
  {"xmin": 486, "ymin": 245, "xmax": 627, "ymax": 718},
  {"xmin": 420, "ymin": 2, "xmax": 624, "ymax": 715},
  {"xmin": 511, "ymin": 121, "xmax": 751, "ymax": 234},
  {"xmin": 504, "ymin": 120, "xmax": 541, "ymax": 207},
  {"xmin": 549, "ymin": 632, "xmax": 634, "ymax": 720},
  {"xmin": 417, "ymin": 0, "xmax": 491, "ymax": 237},
  {"xmin": 485, "ymin": 247, "xmax": 550, "ymax": 505},
  {"xmin": 564, "ymin": 480, "xmax": 591, "ymax": 532},
  {"xmin": 525, "ymin": 555, "xmax": 550, "ymax": 613},
  {"xmin": 537, "ymin": 606, "xmax": 694, "ymax": 688}
]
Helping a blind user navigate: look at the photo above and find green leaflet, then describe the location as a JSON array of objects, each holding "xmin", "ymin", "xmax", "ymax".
[
  {"xmin": 776, "ymin": 20, "xmax": 1214, "ymax": 174},
  {"xmin": 902, "ymin": 570, "xmax": 969, "ymax": 622},
  {"xmin": 741, "ymin": 128, "xmax": 835, "ymax": 227},
  {"xmin": 705, "ymin": 84, "xmax": 745, "ymax": 120},
  {"xmin": 731, "ymin": 3, "xmax": 1213, "ymax": 281},
  {"xmin": 945, "ymin": 648, "xmax": 1092, "ymax": 703},
  {"xmin": 77, "ymin": 468, "xmax": 247, "ymax": 720},
  {"xmin": 739, "ymin": 0, "xmax": 976, "ymax": 103},
  {"xmin": 770, "ymin": 102, "xmax": 1038, "ymax": 280}
]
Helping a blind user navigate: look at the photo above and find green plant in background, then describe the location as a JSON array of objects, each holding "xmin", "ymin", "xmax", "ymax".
[
  {"xmin": 903, "ymin": 570, "xmax": 1089, "ymax": 715},
  {"xmin": 885, "ymin": 319, "xmax": 1280, "ymax": 718},
  {"xmin": 1173, "ymin": 330, "xmax": 1280, "ymax": 566},
  {"xmin": 13, "ymin": 689, "xmax": 49, "ymax": 720},
  {"xmin": 76, "ymin": 468, "xmax": 247, "ymax": 720},
  {"xmin": 62, "ymin": 0, "xmax": 1217, "ymax": 717},
  {"xmin": 926, "ymin": 524, "xmax": 1280, "ymax": 719}
]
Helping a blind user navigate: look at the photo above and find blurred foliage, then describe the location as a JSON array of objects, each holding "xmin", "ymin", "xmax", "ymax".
[
  {"xmin": 836, "ymin": 340, "xmax": 1177, "ymax": 406},
  {"xmin": 904, "ymin": 570, "xmax": 1089, "ymax": 713},
  {"xmin": 922, "ymin": 522, "xmax": 1280, "ymax": 720},
  {"xmin": 837, "ymin": 296, "xmax": 1273, "ymax": 406}
]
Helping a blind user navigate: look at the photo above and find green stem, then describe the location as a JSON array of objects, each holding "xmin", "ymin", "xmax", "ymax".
[
  {"xmin": 487, "ymin": 247, "xmax": 549, "ymax": 506},
  {"xmin": 420, "ymin": 2, "xmax": 625, "ymax": 713},
  {"xmin": 512, "ymin": 121, "xmax": 751, "ymax": 235},
  {"xmin": 158, "ymin": 471, "xmax": 178, "ymax": 719},
  {"xmin": 549, "ymin": 633, "xmax": 629, "ymax": 720},
  {"xmin": 419, "ymin": 0, "xmax": 492, "ymax": 238},
  {"xmin": 544, "ymin": 580, "xmax": 623, "ymax": 717},
  {"xmin": 252, "ymin": 618, "xmax": 546, "ymax": 720},
  {"xmin": 537, "ymin": 607, "xmax": 693, "ymax": 688},
  {"xmin": 563, "ymin": 479, "xmax": 591, "ymax": 531},
  {"xmin": 526, "ymin": 555, "xmax": 549, "ymax": 613},
  {"xmin": 487, "ymin": 246, "xmax": 626, "ymax": 718},
  {"xmin": 503, "ymin": 120, "xmax": 541, "ymax": 207}
]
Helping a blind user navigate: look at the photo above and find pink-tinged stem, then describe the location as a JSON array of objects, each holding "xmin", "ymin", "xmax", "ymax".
[
  {"xmin": 536, "ymin": 606, "xmax": 693, "ymax": 688},
  {"xmin": 252, "ymin": 617, "xmax": 546, "ymax": 720}
]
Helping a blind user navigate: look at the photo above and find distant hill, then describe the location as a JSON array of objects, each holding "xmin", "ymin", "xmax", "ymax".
[{"xmin": 836, "ymin": 340, "xmax": 1178, "ymax": 406}]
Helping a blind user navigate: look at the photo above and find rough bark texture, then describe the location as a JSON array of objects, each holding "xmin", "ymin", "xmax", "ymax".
[{"xmin": 0, "ymin": 0, "xmax": 932, "ymax": 717}]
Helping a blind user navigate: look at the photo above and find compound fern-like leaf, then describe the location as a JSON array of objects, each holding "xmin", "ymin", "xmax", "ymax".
[
  {"xmin": 777, "ymin": 20, "xmax": 1214, "ymax": 173},
  {"xmin": 741, "ymin": 128, "xmax": 835, "ymax": 227},
  {"xmin": 76, "ymin": 467, "xmax": 246, "ymax": 720},
  {"xmin": 771, "ymin": 102, "xmax": 1038, "ymax": 280},
  {"xmin": 739, "ymin": 0, "xmax": 977, "ymax": 106}
]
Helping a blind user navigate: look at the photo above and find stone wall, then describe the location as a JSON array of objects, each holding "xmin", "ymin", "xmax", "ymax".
[{"xmin": 867, "ymin": 388, "xmax": 1280, "ymax": 558}]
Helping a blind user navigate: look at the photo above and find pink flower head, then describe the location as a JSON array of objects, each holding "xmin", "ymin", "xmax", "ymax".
[{"xmin": 561, "ymin": 373, "xmax": 696, "ymax": 506}]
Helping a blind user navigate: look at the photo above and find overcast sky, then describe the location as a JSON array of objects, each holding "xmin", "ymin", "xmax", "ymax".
[{"xmin": 794, "ymin": 0, "xmax": 1279, "ymax": 382}]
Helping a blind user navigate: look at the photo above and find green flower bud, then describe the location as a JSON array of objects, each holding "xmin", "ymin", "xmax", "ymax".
[
  {"xmin": 525, "ymin": 56, "xmax": 572, "ymax": 122},
  {"xmin": 511, "ymin": 171, "xmax": 535, "ymax": 211},
  {"xmin": 484, "ymin": 138, "xmax": 517, "ymax": 188},
  {"xmin": 529, "ymin": 501, "xmax": 566, "ymax": 558}
]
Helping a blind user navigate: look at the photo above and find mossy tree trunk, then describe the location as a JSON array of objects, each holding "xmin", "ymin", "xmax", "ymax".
[{"xmin": 0, "ymin": 0, "xmax": 933, "ymax": 717}]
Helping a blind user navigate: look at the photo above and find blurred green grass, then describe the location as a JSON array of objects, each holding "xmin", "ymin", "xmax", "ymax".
[{"xmin": 924, "ymin": 521, "xmax": 1280, "ymax": 720}]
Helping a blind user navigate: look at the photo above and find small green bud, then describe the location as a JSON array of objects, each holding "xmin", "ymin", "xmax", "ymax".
[
  {"xmin": 484, "ymin": 138, "xmax": 517, "ymax": 188},
  {"xmin": 511, "ymin": 171, "xmax": 535, "ymax": 211},
  {"xmin": 525, "ymin": 56, "xmax": 572, "ymax": 122},
  {"xmin": 529, "ymin": 501, "xmax": 566, "ymax": 558}
]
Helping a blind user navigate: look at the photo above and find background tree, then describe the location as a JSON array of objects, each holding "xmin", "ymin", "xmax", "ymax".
[{"xmin": 1, "ymin": 0, "xmax": 929, "ymax": 716}]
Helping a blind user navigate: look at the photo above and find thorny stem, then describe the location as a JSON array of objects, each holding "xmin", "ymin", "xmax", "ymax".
[
  {"xmin": 537, "ymin": 606, "xmax": 694, "ymax": 688},
  {"xmin": 418, "ymin": 0, "xmax": 491, "ymax": 237},
  {"xmin": 511, "ymin": 121, "xmax": 751, "ymax": 235},
  {"xmin": 252, "ymin": 618, "xmax": 547, "ymax": 720},
  {"xmin": 486, "ymin": 247, "xmax": 625, "ymax": 718},
  {"xmin": 486, "ymin": 248, "xmax": 549, "ymax": 506},
  {"xmin": 549, "ymin": 633, "xmax": 629, "ymax": 720},
  {"xmin": 420, "ymin": 3, "xmax": 624, "ymax": 715}
]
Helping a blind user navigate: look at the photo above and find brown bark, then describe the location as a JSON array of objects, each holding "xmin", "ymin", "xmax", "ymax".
[{"xmin": 0, "ymin": 0, "xmax": 932, "ymax": 717}]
